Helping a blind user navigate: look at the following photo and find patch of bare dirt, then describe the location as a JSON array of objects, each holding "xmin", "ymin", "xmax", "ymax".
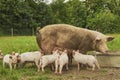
[{"xmin": 51, "ymin": 65, "xmax": 120, "ymax": 80}]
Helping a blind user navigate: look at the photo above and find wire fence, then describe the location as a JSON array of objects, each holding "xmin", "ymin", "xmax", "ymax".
[{"xmin": 0, "ymin": 27, "xmax": 37, "ymax": 36}]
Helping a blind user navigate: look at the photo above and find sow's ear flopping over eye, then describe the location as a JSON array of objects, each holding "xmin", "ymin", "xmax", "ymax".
[
  {"xmin": 95, "ymin": 38, "xmax": 101, "ymax": 43},
  {"xmin": 94, "ymin": 36, "xmax": 102, "ymax": 43}
]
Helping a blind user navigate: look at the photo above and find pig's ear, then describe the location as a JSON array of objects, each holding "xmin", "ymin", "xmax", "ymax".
[
  {"xmin": 95, "ymin": 37, "xmax": 101, "ymax": 43},
  {"xmin": 106, "ymin": 36, "xmax": 114, "ymax": 42},
  {"xmin": 11, "ymin": 51, "xmax": 15, "ymax": 55},
  {"xmin": 72, "ymin": 50, "xmax": 75, "ymax": 55},
  {"xmin": 9, "ymin": 56, "xmax": 12, "ymax": 59}
]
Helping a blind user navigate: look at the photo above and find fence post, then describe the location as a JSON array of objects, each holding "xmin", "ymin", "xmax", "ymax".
[
  {"xmin": 11, "ymin": 27, "xmax": 13, "ymax": 36},
  {"xmin": 32, "ymin": 27, "xmax": 34, "ymax": 36}
]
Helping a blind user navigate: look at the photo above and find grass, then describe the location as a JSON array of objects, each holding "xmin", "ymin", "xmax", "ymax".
[
  {"xmin": 0, "ymin": 35, "xmax": 120, "ymax": 80},
  {"xmin": 107, "ymin": 34, "xmax": 120, "ymax": 50},
  {"xmin": 0, "ymin": 36, "xmax": 39, "ymax": 54}
]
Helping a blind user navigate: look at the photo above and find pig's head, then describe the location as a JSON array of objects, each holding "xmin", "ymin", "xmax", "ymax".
[
  {"xmin": 9, "ymin": 55, "xmax": 18, "ymax": 64},
  {"xmin": 93, "ymin": 36, "xmax": 114, "ymax": 54}
]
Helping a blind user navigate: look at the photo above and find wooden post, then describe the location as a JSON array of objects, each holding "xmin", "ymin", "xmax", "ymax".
[
  {"xmin": 11, "ymin": 27, "xmax": 13, "ymax": 36},
  {"xmin": 32, "ymin": 27, "xmax": 34, "ymax": 36}
]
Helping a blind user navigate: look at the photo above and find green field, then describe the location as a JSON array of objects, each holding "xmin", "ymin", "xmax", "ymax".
[
  {"xmin": 0, "ymin": 35, "xmax": 120, "ymax": 80},
  {"xmin": 107, "ymin": 34, "xmax": 120, "ymax": 51},
  {"xmin": 0, "ymin": 36, "xmax": 39, "ymax": 54}
]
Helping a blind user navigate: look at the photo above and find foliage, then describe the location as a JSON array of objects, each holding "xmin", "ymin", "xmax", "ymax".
[
  {"xmin": 87, "ymin": 10, "xmax": 119, "ymax": 33},
  {"xmin": 0, "ymin": 0, "xmax": 54, "ymax": 35},
  {"xmin": 65, "ymin": 0, "xmax": 87, "ymax": 27}
]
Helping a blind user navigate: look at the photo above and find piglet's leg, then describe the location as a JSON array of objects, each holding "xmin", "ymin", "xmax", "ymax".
[
  {"xmin": 66, "ymin": 63, "xmax": 69, "ymax": 70},
  {"xmin": 9, "ymin": 63, "xmax": 12, "ymax": 71},
  {"xmin": 14, "ymin": 64, "xmax": 16, "ymax": 69},
  {"xmin": 78, "ymin": 63, "xmax": 80, "ymax": 71},
  {"xmin": 59, "ymin": 65, "xmax": 63, "ymax": 74},
  {"xmin": 41, "ymin": 64, "xmax": 45, "ymax": 72},
  {"xmin": 55, "ymin": 61, "xmax": 58, "ymax": 74},
  {"xmin": 34, "ymin": 59, "xmax": 39, "ymax": 68},
  {"xmin": 37, "ymin": 64, "xmax": 41, "ymax": 72},
  {"xmin": 51, "ymin": 63, "xmax": 54, "ymax": 71},
  {"xmin": 92, "ymin": 64, "xmax": 95, "ymax": 71}
]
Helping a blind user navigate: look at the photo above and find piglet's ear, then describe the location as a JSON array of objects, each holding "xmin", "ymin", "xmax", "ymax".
[
  {"xmin": 72, "ymin": 50, "xmax": 75, "ymax": 55},
  {"xmin": 106, "ymin": 36, "xmax": 114, "ymax": 42},
  {"xmin": 9, "ymin": 56, "xmax": 12, "ymax": 59}
]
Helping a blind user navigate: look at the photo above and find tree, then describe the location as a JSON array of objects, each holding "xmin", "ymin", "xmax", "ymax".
[
  {"xmin": 0, "ymin": 0, "xmax": 55, "ymax": 35},
  {"xmin": 0, "ymin": 0, "xmax": 21, "ymax": 35},
  {"xmin": 85, "ymin": 0, "xmax": 120, "ymax": 33},
  {"xmin": 87, "ymin": 10, "xmax": 118, "ymax": 33},
  {"xmin": 65, "ymin": 0, "xmax": 87, "ymax": 27},
  {"xmin": 50, "ymin": 0, "xmax": 67, "ymax": 23},
  {"xmin": 51, "ymin": 0, "xmax": 87, "ymax": 27}
]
